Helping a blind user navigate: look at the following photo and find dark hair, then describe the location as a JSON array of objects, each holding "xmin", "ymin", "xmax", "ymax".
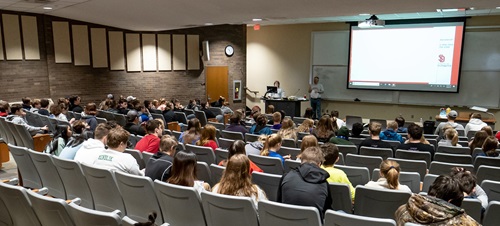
[
  {"xmin": 40, "ymin": 99, "xmax": 50, "ymax": 108},
  {"xmin": 69, "ymin": 95, "xmax": 79, "ymax": 105},
  {"xmin": 450, "ymin": 167, "xmax": 477, "ymax": 194},
  {"xmin": 351, "ymin": 122, "xmax": 364, "ymax": 136},
  {"xmin": 22, "ymin": 97, "xmax": 31, "ymax": 105},
  {"xmin": 321, "ymin": 143, "xmax": 339, "ymax": 166},
  {"xmin": 145, "ymin": 120, "xmax": 161, "ymax": 134},
  {"xmin": 167, "ymin": 151, "xmax": 198, "ymax": 186},
  {"xmin": 228, "ymin": 140, "xmax": 246, "ymax": 160},
  {"xmin": 470, "ymin": 131, "xmax": 488, "ymax": 154},
  {"xmin": 10, "ymin": 104, "xmax": 22, "ymax": 114},
  {"xmin": 94, "ymin": 123, "xmax": 112, "ymax": 140},
  {"xmin": 482, "ymin": 137, "xmax": 499, "ymax": 157},
  {"xmin": 85, "ymin": 103, "xmax": 97, "ymax": 115},
  {"xmin": 0, "ymin": 101, "xmax": 10, "ymax": 113},
  {"xmin": 395, "ymin": 117, "xmax": 405, "ymax": 128},
  {"xmin": 49, "ymin": 125, "xmax": 71, "ymax": 154},
  {"xmin": 330, "ymin": 110, "xmax": 339, "ymax": 118},
  {"xmin": 407, "ymin": 123, "xmax": 423, "ymax": 140},
  {"xmin": 428, "ymin": 175, "xmax": 464, "ymax": 207}
]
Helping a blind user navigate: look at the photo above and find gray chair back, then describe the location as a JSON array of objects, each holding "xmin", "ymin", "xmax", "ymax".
[
  {"xmin": 68, "ymin": 202, "xmax": 121, "ymax": 226},
  {"xmin": 354, "ymin": 185, "xmax": 411, "ymax": 219},
  {"xmin": 186, "ymin": 144, "xmax": 216, "ymax": 165},
  {"xmin": 215, "ymin": 148, "xmax": 228, "ymax": 164},
  {"xmin": 27, "ymin": 149, "xmax": 67, "ymax": 199},
  {"xmin": 395, "ymin": 149, "xmax": 432, "ymax": 167},
  {"xmin": 218, "ymin": 138, "xmax": 235, "ymax": 150},
  {"xmin": 245, "ymin": 133, "xmax": 260, "ymax": 143},
  {"xmin": 337, "ymin": 145, "xmax": 358, "ymax": 155},
  {"xmin": 324, "ymin": 209, "xmax": 396, "ymax": 226},
  {"xmin": 251, "ymin": 172, "xmax": 282, "ymax": 202},
  {"xmin": 282, "ymin": 138, "xmax": 296, "ymax": 148},
  {"xmin": 124, "ymin": 149, "xmax": 146, "ymax": 169},
  {"xmin": 477, "ymin": 165, "xmax": 500, "ymax": 184},
  {"xmin": 436, "ymin": 145, "xmax": 470, "ymax": 155},
  {"xmin": 221, "ymin": 130, "xmax": 244, "ymax": 140},
  {"xmin": 195, "ymin": 110, "xmax": 208, "ymax": 127},
  {"xmin": 278, "ymin": 146, "xmax": 300, "ymax": 160},
  {"xmin": 345, "ymin": 115, "xmax": 362, "ymax": 130},
  {"xmin": 52, "ymin": 156, "xmax": 94, "ymax": 208},
  {"xmin": 154, "ymin": 180, "xmax": 207, "ymax": 226},
  {"xmin": 284, "ymin": 159, "xmax": 301, "ymax": 173},
  {"xmin": 114, "ymin": 170, "xmax": 163, "ymax": 225},
  {"xmin": 173, "ymin": 112, "xmax": 187, "ymax": 124},
  {"xmin": 345, "ymin": 153, "xmax": 383, "ymax": 173},
  {"xmin": 210, "ymin": 164, "xmax": 225, "ymax": 185},
  {"xmin": 359, "ymin": 146, "xmax": 393, "ymax": 160},
  {"xmin": 328, "ymin": 182, "xmax": 353, "ymax": 213},
  {"xmin": 481, "ymin": 180, "xmax": 500, "ymax": 202},
  {"xmin": 248, "ymin": 154, "xmax": 284, "ymax": 175},
  {"xmin": 258, "ymin": 200, "xmax": 321, "ymax": 226},
  {"xmin": 334, "ymin": 165, "xmax": 370, "ymax": 187},
  {"xmin": 474, "ymin": 156, "xmax": 500, "ymax": 172},
  {"xmin": 26, "ymin": 189, "xmax": 75, "ymax": 226},
  {"xmin": 422, "ymin": 174, "xmax": 439, "ymax": 192},
  {"xmin": 461, "ymin": 198, "xmax": 482, "ymax": 222},
  {"xmin": 201, "ymin": 191, "xmax": 259, "ymax": 226},
  {"xmin": 0, "ymin": 182, "xmax": 41, "ymax": 226},
  {"xmin": 433, "ymin": 152, "xmax": 472, "ymax": 164},
  {"xmin": 387, "ymin": 158, "xmax": 427, "ymax": 181},
  {"xmin": 196, "ymin": 161, "xmax": 213, "ymax": 186},
  {"xmin": 483, "ymin": 201, "xmax": 500, "ymax": 226},
  {"xmin": 7, "ymin": 144, "xmax": 43, "ymax": 188},
  {"xmin": 80, "ymin": 164, "xmax": 126, "ymax": 213},
  {"xmin": 429, "ymin": 161, "xmax": 473, "ymax": 175}
]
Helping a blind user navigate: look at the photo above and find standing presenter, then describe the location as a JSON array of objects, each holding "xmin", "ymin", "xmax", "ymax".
[{"xmin": 309, "ymin": 76, "xmax": 324, "ymax": 119}]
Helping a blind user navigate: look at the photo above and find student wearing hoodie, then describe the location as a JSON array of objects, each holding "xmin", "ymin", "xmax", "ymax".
[
  {"xmin": 329, "ymin": 126, "xmax": 354, "ymax": 145},
  {"xmin": 278, "ymin": 146, "xmax": 332, "ymax": 219},
  {"xmin": 82, "ymin": 103, "xmax": 98, "ymax": 132},
  {"xmin": 379, "ymin": 121, "xmax": 405, "ymax": 144},
  {"xmin": 74, "ymin": 123, "xmax": 111, "ymax": 164},
  {"xmin": 434, "ymin": 110, "xmax": 465, "ymax": 137},
  {"xmin": 464, "ymin": 113, "xmax": 487, "ymax": 135},
  {"xmin": 145, "ymin": 135, "xmax": 177, "ymax": 181}
]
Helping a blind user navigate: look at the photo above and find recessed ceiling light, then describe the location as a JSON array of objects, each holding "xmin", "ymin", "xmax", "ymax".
[
  {"xmin": 359, "ymin": 13, "xmax": 370, "ymax": 16},
  {"xmin": 204, "ymin": 23, "xmax": 213, "ymax": 26},
  {"xmin": 43, "ymin": 6, "xmax": 52, "ymax": 10},
  {"xmin": 252, "ymin": 18, "xmax": 262, "ymax": 22},
  {"xmin": 441, "ymin": 8, "xmax": 459, "ymax": 12}
]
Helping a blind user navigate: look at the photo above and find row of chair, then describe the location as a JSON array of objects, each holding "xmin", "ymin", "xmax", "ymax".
[{"xmin": 0, "ymin": 117, "xmax": 51, "ymax": 152}]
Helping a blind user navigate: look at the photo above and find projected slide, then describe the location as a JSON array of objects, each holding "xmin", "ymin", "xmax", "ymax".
[{"xmin": 348, "ymin": 22, "xmax": 464, "ymax": 92}]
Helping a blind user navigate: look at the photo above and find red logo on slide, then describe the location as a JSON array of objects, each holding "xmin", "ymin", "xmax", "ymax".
[{"xmin": 438, "ymin": 54, "xmax": 445, "ymax": 63}]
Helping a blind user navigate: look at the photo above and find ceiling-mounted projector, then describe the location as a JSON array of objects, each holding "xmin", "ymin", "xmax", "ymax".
[{"xmin": 358, "ymin": 15, "xmax": 385, "ymax": 28}]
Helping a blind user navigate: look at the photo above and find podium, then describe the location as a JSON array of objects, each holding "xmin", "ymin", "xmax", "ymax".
[{"xmin": 263, "ymin": 98, "xmax": 306, "ymax": 117}]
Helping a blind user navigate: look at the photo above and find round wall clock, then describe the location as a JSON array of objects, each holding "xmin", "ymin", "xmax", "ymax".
[{"xmin": 225, "ymin": 45, "xmax": 234, "ymax": 57}]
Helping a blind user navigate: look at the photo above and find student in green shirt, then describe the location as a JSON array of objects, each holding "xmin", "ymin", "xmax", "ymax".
[{"xmin": 320, "ymin": 143, "xmax": 355, "ymax": 200}]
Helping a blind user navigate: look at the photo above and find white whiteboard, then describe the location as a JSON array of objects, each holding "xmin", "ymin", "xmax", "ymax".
[{"xmin": 311, "ymin": 30, "xmax": 500, "ymax": 108}]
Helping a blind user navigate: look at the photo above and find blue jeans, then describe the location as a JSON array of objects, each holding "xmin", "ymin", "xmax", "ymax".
[{"xmin": 310, "ymin": 98, "xmax": 321, "ymax": 119}]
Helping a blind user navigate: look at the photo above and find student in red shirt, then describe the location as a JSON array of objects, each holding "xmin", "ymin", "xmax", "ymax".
[
  {"xmin": 196, "ymin": 124, "xmax": 218, "ymax": 151},
  {"xmin": 219, "ymin": 140, "xmax": 263, "ymax": 173},
  {"xmin": 135, "ymin": 120, "xmax": 163, "ymax": 154}
]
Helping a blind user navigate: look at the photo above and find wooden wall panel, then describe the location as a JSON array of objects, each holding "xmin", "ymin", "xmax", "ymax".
[
  {"xmin": 157, "ymin": 34, "xmax": 171, "ymax": 71},
  {"xmin": 21, "ymin": 16, "xmax": 40, "ymax": 60},
  {"xmin": 126, "ymin": 33, "xmax": 141, "ymax": 72},
  {"xmin": 187, "ymin": 35, "xmax": 200, "ymax": 70},
  {"xmin": 72, "ymin": 25, "xmax": 90, "ymax": 65},
  {"xmin": 2, "ymin": 14, "xmax": 23, "ymax": 60},
  {"xmin": 142, "ymin": 34, "xmax": 157, "ymax": 71},
  {"xmin": 172, "ymin": 34, "xmax": 186, "ymax": 70},
  {"xmin": 108, "ymin": 31, "xmax": 125, "ymax": 70},
  {"xmin": 0, "ymin": 24, "xmax": 3, "ymax": 60},
  {"xmin": 52, "ymin": 21, "xmax": 72, "ymax": 63},
  {"xmin": 90, "ymin": 28, "xmax": 108, "ymax": 68}
]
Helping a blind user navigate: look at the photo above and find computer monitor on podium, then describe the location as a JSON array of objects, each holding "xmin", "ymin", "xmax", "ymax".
[{"xmin": 266, "ymin": 86, "xmax": 277, "ymax": 93}]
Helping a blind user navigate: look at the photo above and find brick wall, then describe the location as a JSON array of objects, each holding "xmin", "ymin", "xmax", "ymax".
[{"xmin": 0, "ymin": 12, "xmax": 246, "ymax": 110}]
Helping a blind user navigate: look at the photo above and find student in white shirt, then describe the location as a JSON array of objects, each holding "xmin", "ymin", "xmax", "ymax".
[{"xmin": 74, "ymin": 123, "xmax": 111, "ymax": 164}]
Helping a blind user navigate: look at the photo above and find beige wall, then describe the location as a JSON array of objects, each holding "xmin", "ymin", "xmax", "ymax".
[{"xmin": 247, "ymin": 19, "xmax": 500, "ymax": 127}]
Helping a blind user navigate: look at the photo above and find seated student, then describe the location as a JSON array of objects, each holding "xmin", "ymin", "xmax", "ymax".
[
  {"xmin": 200, "ymin": 101, "xmax": 223, "ymax": 123},
  {"xmin": 245, "ymin": 134, "xmax": 267, "ymax": 156},
  {"xmin": 0, "ymin": 101, "xmax": 9, "ymax": 117},
  {"xmin": 49, "ymin": 103, "xmax": 68, "ymax": 122},
  {"xmin": 167, "ymin": 151, "xmax": 211, "ymax": 194},
  {"xmin": 220, "ymin": 140, "xmax": 263, "ymax": 173},
  {"xmin": 91, "ymin": 128, "xmax": 142, "ymax": 175},
  {"xmin": 116, "ymin": 98, "xmax": 129, "ymax": 115},
  {"xmin": 145, "ymin": 135, "xmax": 177, "ymax": 181},
  {"xmin": 395, "ymin": 116, "xmax": 407, "ymax": 133},
  {"xmin": 212, "ymin": 154, "xmax": 267, "ymax": 209},
  {"xmin": 395, "ymin": 175, "xmax": 479, "ymax": 225},
  {"xmin": 479, "ymin": 136, "xmax": 499, "ymax": 157},
  {"xmin": 135, "ymin": 120, "xmax": 163, "ymax": 154},
  {"xmin": 481, "ymin": 126, "xmax": 494, "ymax": 137},
  {"xmin": 30, "ymin": 99, "xmax": 41, "ymax": 113},
  {"xmin": 434, "ymin": 110, "xmax": 465, "ymax": 138},
  {"xmin": 261, "ymin": 134, "xmax": 289, "ymax": 164},
  {"xmin": 312, "ymin": 116, "xmax": 335, "ymax": 143},
  {"xmin": 277, "ymin": 118, "xmax": 297, "ymax": 141},
  {"xmin": 450, "ymin": 167, "xmax": 489, "ymax": 210},
  {"xmin": 196, "ymin": 124, "xmax": 218, "ymax": 152},
  {"xmin": 296, "ymin": 118, "xmax": 314, "ymax": 134},
  {"xmin": 329, "ymin": 126, "xmax": 354, "ymax": 145},
  {"xmin": 46, "ymin": 125, "xmax": 72, "ymax": 156},
  {"xmin": 278, "ymin": 146, "xmax": 332, "ymax": 219},
  {"xmin": 123, "ymin": 110, "xmax": 146, "ymax": 136},
  {"xmin": 397, "ymin": 123, "xmax": 434, "ymax": 155},
  {"xmin": 359, "ymin": 122, "xmax": 392, "ymax": 149},
  {"xmin": 179, "ymin": 118, "xmax": 202, "ymax": 145},
  {"xmin": 380, "ymin": 121, "xmax": 404, "ymax": 144},
  {"xmin": 225, "ymin": 111, "xmax": 248, "ymax": 135},
  {"xmin": 249, "ymin": 114, "xmax": 272, "ymax": 135},
  {"xmin": 320, "ymin": 143, "xmax": 355, "ymax": 200},
  {"xmin": 303, "ymin": 107, "xmax": 314, "ymax": 119},
  {"xmin": 162, "ymin": 101, "xmax": 176, "ymax": 123},
  {"xmin": 350, "ymin": 122, "xmax": 364, "ymax": 138},
  {"xmin": 135, "ymin": 104, "xmax": 152, "ymax": 123},
  {"xmin": 38, "ymin": 99, "xmax": 50, "ymax": 116},
  {"xmin": 330, "ymin": 110, "xmax": 346, "ymax": 129},
  {"xmin": 74, "ymin": 123, "xmax": 112, "ymax": 165},
  {"xmin": 465, "ymin": 113, "xmax": 487, "ymax": 135},
  {"xmin": 266, "ymin": 105, "xmax": 275, "ymax": 115},
  {"xmin": 365, "ymin": 160, "xmax": 411, "ymax": 192},
  {"xmin": 469, "ymin": 130, "xmax": 488, "ymax": 154},
  {"xmin": 438, "ymin": 126, "xmax": 461, "ymax": 147},
  {"xmin": 21, "ymin": 97, "xmax": 32, "ymax": 111},
  {"xmin": 271, "ymin": 112, "xmax": 282, "ymax": 130},
  {"xmin": 220, "ymin": 101, "xmax": 233, "ymax": 115},
  {"xmin": 7, "ymin": 104, "xmax": 48, "ymax": 135},
  {"xmin": 58, "ymin": 120, "xmax": 88, "ymax": 160},
  {"xmin": 82, "ymin": 103, "xmax": 98, "ymax": 132}
]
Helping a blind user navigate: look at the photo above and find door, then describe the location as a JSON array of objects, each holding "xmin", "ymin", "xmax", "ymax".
[{"xmin": 206, "ymin": 66, "xmax": 228, "ymax": 103}]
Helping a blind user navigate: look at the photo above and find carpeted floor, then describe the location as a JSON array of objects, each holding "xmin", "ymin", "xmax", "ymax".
[{"xmin": 0, "ymin": 153, "xmax": 18, "ymax": 181}]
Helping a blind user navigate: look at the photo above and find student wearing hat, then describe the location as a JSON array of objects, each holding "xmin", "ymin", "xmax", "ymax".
[
  {"xmin": 434, "ymin": 110, "xmax": 465, "ymax": 138},
  {"xmin": 329, "ymin": 126, "xmax": 354, "ymax": 145}
]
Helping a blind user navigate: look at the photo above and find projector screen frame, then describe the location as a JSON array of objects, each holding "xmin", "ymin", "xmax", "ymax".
[{"xmin": 346, "ymin": 17, "xmax": 467, "ymax": 93}]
